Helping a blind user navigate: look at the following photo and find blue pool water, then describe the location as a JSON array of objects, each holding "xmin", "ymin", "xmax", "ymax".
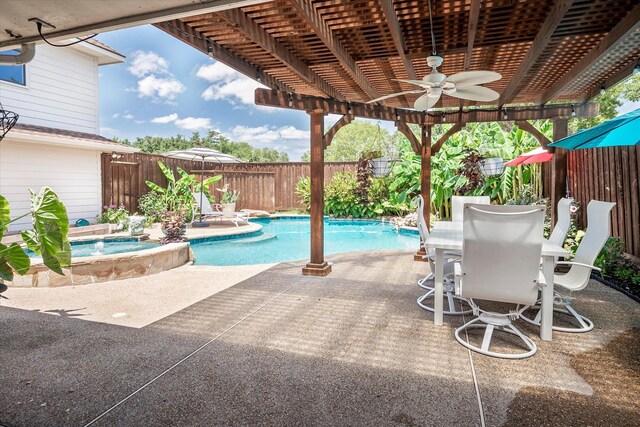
[
  {"xmin": 191, "ymin": 217, "xmax": 418, "ymax": 266},
  {"xmin": 27, "ymin": 238, "xmax": 158, "ymax": 258}
]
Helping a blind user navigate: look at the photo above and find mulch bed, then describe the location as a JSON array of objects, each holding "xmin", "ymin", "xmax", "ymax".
[{"xmin": 591, "ymin": 273, "xmax": 640, "ymax": 304}]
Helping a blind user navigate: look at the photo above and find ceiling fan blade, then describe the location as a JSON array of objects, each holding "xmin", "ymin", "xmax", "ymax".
[
  {"xmin": 445, "ymin": 71, "xmax": 502, "ymax": 88},
  {"xmin": 367, "ymin": 89, "xmax": 425, "ymax": 104},
  {"xmin": 446, "ymin": 85, "xmax": 500, "ymax": 102},
  {"xmin": 394, "ymin": 79, "xmax": 434, "ymax": 89},
  {"xmin": 414, "ymin": 92, "xmax": 441, "ymax": 111}
]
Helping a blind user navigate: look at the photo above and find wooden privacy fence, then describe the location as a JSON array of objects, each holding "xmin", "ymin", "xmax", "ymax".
[
  {"xmin": 566, "ymin": 146, "xmax": 639, "ymax": 258},
  {"xmin": 101, "ymin": 153, "xmax": 357, "ymax": 212}
]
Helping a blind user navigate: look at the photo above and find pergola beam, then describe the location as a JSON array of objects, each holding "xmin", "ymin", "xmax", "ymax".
[
  {"xmin": 216, "ymin": 8, "xmax": 343, "ymax": 100},
  {"xmin": 463, "ymin": 0, "xmax": 481, "ymax": 71},
  {"xmin": 516, "ymin": 120, "xmax": 551, "ymax": 149},
  {"xmin": 580, "ymin": 55, "xmax": 640, "ymax": 102},
  {"xmin": 289, "ymin": 0, "xmax": 381, "ymax": 100},
  {"xmin": 432, "ymin": 123, "xmax": 465, "ymax": 154},
  {"xmin": 255, "ymin": 89, "xmax": 599, "ymax": 124},
  {"xmin": 155, "ymin": 20, "xmax": 291, "ymax": 92},
  {"xmin": 538, "ymin": 2, "xmax": 640, "ymax": 105},
  {"xmin": 499, "ymin": 0, "xmax": 575, "ymax": 105},
  {"xmin": 380, "ymin": 0, "xmax": 417, "ymax": 81}
]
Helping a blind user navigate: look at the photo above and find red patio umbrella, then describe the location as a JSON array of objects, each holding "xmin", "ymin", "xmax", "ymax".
[{"xmin": 504, "ymin": 147, "xmax": 553, "ymax": 166}]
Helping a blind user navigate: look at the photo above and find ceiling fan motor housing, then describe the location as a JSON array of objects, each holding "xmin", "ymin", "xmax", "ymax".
[{"xmin": 426, "ymin": 55, "xmax": 444, "ymax": 68}]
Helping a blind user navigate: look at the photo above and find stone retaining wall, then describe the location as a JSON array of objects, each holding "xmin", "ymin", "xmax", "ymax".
[{"xmin": 8, "ymin": 243, "xmax": 191, "ymax": 287}]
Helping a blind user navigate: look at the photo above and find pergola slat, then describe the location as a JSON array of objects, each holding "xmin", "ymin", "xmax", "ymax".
[
  {"xmin": 539, "ymin": 2, "xmax": 640, "ymax": 105},
  {"xmin": 498, "ymin": 0, "xmax": 575, "ymax": 105},
  {"xmin": 288, "ymin": 0, "xmax": 381, "ymax": 100}
]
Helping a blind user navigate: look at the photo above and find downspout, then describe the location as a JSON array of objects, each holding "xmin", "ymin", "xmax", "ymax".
[{"xmin": 0, "ymin": 43, "xmax": 36, "ymax": 65}]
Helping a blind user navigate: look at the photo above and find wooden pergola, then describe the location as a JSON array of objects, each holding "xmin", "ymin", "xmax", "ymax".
[{"xmin": 158, "ymin": 0, "xmax": 640, "ymax": 276}]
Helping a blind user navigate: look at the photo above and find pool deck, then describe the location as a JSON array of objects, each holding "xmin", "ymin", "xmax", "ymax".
[{"xmin": 1, "ymin": 250, "xmax": 638, "ymax": 426}]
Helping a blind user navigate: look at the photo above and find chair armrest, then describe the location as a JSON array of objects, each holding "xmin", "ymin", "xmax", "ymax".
[{"xmin": 555, "ymin": 261, "xmax": 601, "ymax": 272}]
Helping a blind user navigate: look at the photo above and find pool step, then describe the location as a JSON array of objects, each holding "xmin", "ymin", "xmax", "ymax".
[{"xmin": 230, "ymin": 233, "xmax": 277, "ymax": 244}]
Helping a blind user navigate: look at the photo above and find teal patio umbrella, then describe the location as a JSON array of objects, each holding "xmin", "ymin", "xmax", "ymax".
[{"xmin": 549, "ymin": 108, "xmax": 640, "ymax": 150}]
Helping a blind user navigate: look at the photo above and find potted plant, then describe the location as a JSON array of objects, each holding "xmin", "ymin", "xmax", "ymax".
[
  {"xmin": 160, "ymin": 209, "xmax": 187, "ymax": 244},
  {"xmin": 217, "ymin": 185, "xmax": 239, "ymax": 212}
]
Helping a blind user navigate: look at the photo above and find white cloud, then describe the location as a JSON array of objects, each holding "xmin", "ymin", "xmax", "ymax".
[
  {"xmin": 128, "ymin": 51, "xmax": 169, "ymax": 77},
  {"xmin": 137, "ymin": 75, "xmax": 185, "ymax": 102},
  {"xmin": 174, "ymin": 117, "xmax": 212, "ymax": 131},
  {"xmin": 112, "ymin": 113, "xmax": 119, "ymax": 118},
  {"xmin": 123, "ymin": 113, "xmax": 134, "ymax": 120},
  {"xmin": 197, "ymin": 62, "xmax": 267, "ymax": 107},
  {"xmin": 134, "ymin": 120, "xmax": 145, "ymax": 124},
  {"xmin": 151, "ymin": 113, "xmax": 178, "ymax": 124},
  {"xmin": 227, "ymin": 124, "xmax": 310, "ymax": 160}
]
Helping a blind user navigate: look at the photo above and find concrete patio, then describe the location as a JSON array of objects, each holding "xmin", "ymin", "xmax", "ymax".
[{"xmin": 1, "ymin": 250, "xmax": 638, "ymax": 426}]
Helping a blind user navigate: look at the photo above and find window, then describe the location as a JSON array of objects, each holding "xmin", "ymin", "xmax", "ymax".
[{"xmin": 0, "ymin": 50, "xmax": 26, "ymax": 85}]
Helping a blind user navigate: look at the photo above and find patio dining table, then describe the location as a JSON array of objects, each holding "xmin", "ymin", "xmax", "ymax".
[{"xmin": 425, "ymin": 221, "xmax": 569, "ymax": 341}]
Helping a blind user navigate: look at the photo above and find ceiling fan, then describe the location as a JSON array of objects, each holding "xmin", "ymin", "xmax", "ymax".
[{"xmin": 367, "ymin": 0, "xmax": 502, "ymax": 111}]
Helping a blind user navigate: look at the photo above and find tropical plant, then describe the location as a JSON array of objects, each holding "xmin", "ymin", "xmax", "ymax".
[
  {"xmin": 217, "ymin": 184, "xmax": 239, "ymax": 204},
  {"xmin": 296, "ymin": 176, "xmax": 311, "ymax": 207},
  {"xmin": 594, "ymin": 237, "xmax": 640, "ymax": 286},
  {"xmin": 145, "ymin": 160, "xmax": 221, "ymax": 217},
  {"xmin": 0, "ymin": 188, "xmax": 71, "ymax": 284}
]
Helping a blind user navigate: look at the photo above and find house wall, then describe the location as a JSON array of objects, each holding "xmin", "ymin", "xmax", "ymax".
[
  {"xmin": 0, "ymin": 140, "xmax": 102, "ymax": 231},
  {"xmin": 0, "ymin": 44, "xmax": 99, "ymax": 134}
]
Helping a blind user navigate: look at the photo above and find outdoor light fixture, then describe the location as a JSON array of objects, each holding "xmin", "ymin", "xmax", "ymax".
[
  {"xmin": 571, "ymin": 105, "xmax": 576, "ymax": 117},
  {"xmin": 347, "ymin": 103, "xmax": 353, "ymax": 115},
  {"xmin": 288, "ymin": 94, "xmax": 294, "ymax": 107},
  {"xmin": 503, "ymin": 108, "xmax": 508, "ymax": 120},
  {"xmin": 207, "ymin": 46, "xmax": 214, "ymax": 58},
  {"xmin": 110, "ymin": 151, "xmax": 123, "ymax": 160},
  {"xmin": 633, "ymin": 58, "xmax": 640, "ymax": 75},
  {"xmin": 600, "ymin": 83, "xmax": 606, "ymax": 95},
  {"xmin": 442, "ymin": 111, "xmax": 446, "ymax": 122}
]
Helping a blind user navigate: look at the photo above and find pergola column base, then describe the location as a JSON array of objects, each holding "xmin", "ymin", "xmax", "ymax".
[
  {"xmin": 302, "ymin": 262, "xmax": 332, "ymax": 276},
  {"xmin": 414, "ymin": 248, "xmax": 427, "ymax": 262}
]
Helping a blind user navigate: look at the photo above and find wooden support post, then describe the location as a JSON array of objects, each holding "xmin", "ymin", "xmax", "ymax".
[
  {"xmin": 415, "ymin": 125, "xmax": 432, "ymax": 261},
  {"xmin": 550, "ymin": 118, "xmax": 568, "ymax": 226},
  {"xmin": 303, "ymin": 109, "xmax": 332, "ymax": 276}
]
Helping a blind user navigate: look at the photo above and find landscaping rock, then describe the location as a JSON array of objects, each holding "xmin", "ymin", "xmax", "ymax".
[{"xmin": 241, "ymin": 209, "xmax": 271, "ymax": 217}]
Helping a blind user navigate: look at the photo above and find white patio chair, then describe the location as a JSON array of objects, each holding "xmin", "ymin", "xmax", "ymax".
[
  {"xmin": 415, "ymin": 195, "xmax": 471, "ymax": 315},
  {"xmin": 454, "ymin": 204, "xmax": 546, "ymax": 359},
  {"xmin": 451, "ymin": 196, "xmax": 490, "ymax": 223},
  {"xmin": 549, "ymin": 197, "xmax": 573, "ymax": 247},
  {"xmin": 191, "ymin": 192, "xmax": 249, "ymax": 227},
  {"xmin": 521, "ymin": 200, "xmax": 616, "ymax": 333}
]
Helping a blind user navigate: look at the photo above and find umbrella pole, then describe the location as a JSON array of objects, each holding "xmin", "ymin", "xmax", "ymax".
[{"xmin": 193, "ymin": 155, "xmax": 209, "ymax": 227}]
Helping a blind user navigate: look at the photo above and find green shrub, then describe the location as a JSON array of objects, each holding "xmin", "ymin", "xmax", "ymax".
[
  {"xmin": 595, "ymin": 238, "xmax": 640, "ymax": 286},
  {"xmin": 97, "ymin": 204, "xmax": 129, "ymax": 226}
]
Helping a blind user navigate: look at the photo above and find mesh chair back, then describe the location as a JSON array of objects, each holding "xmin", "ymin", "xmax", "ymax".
[
  {"xmin": 452, "ymin": 196, "xmax": 491, "ymax": 223},
  {"xmin": 192, "ymin": 192, "xmax": 215, "ymax": 214},
  {"xmin": 560, "ymin": 200, "xmax": 615, "ymax": 291},
  {"xmin": 416, "ymin": 195, "xmax": 433, "ymax": 256},
  {"xmin": 460, "ymin": 204, "xmax": 545, "ymax": 305},
  {"xmin": 549, "ymin": 197, "xmax": 573, "ymax": 247}
]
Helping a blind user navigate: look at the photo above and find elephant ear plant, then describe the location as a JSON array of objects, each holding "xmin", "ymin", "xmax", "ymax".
[{"xmin": 0, "ymin": 187, "xmax": 71, "ymax": 287}]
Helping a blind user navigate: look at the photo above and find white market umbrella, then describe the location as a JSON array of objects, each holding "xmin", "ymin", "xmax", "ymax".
[{"xmin": 162, "ymin": 147, "xmax": 242, "ymax": 226}]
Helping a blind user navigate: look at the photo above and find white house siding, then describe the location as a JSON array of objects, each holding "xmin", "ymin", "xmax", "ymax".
[
  {"xmin": 0, "ymin": 45, "xmax": 99, "ymax": 134},
  {"xmin": 0, "ymin": 140, "xmax": 102, "ymax": 231}
]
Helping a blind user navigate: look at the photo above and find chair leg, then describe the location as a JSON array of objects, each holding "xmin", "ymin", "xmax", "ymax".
[
  {"xmin": 417, "ymin": 275, "xmax": 473, "ymax": 316},
  {"xmin": 455, "ymin": 319, "xmax": 537, "ymax": 359},
  {"xmin": 521, "ymin": 299, "xmax": 594, "ymax": 333},
  {"xmin": 417, "ymin": 272, "xmax": 434, "ymax": 290}
]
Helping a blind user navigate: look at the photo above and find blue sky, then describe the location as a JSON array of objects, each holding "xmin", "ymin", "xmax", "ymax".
[{"xmin": 97, "ymin": 24, "xmax": 326, "ymax": 160}]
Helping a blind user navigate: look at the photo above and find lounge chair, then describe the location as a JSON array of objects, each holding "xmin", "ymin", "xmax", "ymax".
[{"xmin": 192, "ymin": 192, "xmax": 249, "ymax": 227}]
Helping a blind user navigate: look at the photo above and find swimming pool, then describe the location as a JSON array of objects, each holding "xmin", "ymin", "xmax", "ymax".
[
  {"xmin": 26, "ymin": 238, "xmax": 158, "ymax": 258},
  {"xmin": 190, "ymin": 217, "xmax": 418, "ymax": 266}
]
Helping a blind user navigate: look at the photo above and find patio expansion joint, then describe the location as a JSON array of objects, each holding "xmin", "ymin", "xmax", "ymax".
[
  {"xmin": 82, "ymin": 280, "xmax": 302, "ymax": 427},
  {"xmin": 460, "ymin": 310, "xmax": 486, "ymax": 427}
]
